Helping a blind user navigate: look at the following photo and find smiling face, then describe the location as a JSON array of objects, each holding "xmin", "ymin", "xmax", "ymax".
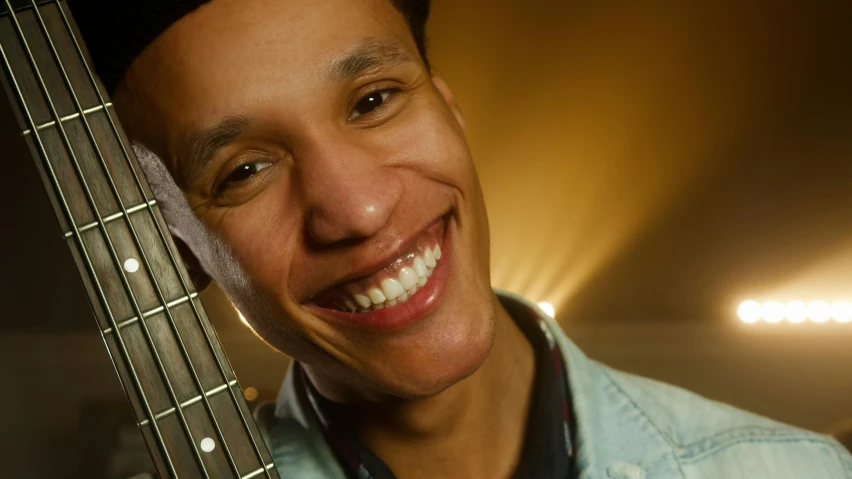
[{"xmin": 115, "ymin": 0, "xmax": 496, "ymax": 400}]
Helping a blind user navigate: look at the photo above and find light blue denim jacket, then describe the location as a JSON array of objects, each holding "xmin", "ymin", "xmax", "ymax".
[{"xmin": 265, "ymin": 291, "xmax": 852, "ymax": 478}]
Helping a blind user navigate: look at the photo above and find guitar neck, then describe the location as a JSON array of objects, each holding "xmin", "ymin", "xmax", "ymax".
[{"xmin": 0, "ymin": 2, "xmax": 279, "ymax": 478}]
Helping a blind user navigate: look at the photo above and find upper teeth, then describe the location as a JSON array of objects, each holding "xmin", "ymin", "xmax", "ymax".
[
  {"xmin": 413, "ymin": 257, "xmax": 427, "ymax": 277},
  {"xmin": 398, "ymin": 267, "xmax": 419, "ymax": 290},
  {"xmin": 380, "ymin": 278, "xmax": 405, "ymax": 301},
  {"xmin": 347, "ymin": 245, "xmax": 441, "ymax": 312},
  {"xmin": 424, "ymin": 248, "xmax": 436, "ymax": 268}
]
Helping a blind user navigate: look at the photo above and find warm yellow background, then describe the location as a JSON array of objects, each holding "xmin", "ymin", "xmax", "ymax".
[{"xmin": 429, "ymin": 0, "xmax": 852, "ymax": 319}]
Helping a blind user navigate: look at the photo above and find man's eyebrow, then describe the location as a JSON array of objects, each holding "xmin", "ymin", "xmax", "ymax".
[
  {"xmin": 326, "ymin": 40, "xmax": 413, "ymax": 82},
  {"xmin": 182, "ymin": 116, "xmax": 250, "ymax": 185}
]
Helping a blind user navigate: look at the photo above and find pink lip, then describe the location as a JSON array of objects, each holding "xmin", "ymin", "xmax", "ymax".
[{"xmin": 305, "ymin": 220, "xmax": 452, "ymax": 332}]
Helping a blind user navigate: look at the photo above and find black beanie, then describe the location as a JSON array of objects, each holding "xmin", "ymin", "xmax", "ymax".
[{"xmin": 67, "ymin": 0, "xmax": 209, "ymax": 94}]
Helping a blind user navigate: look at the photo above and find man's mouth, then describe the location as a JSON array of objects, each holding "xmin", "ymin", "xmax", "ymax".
[{"xmin": 309, "ymin": 219, "xmax": 445, "ymax": 313}]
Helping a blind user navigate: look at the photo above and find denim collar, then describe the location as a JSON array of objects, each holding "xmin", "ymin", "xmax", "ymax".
[{"xmin": 502, "ymin": 292, "xmax": 683, "ymax": 479}]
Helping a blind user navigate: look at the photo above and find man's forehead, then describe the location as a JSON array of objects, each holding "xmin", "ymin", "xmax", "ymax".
[
  {"xmin": 156, "ymin": 0, "xmax": 411, "ymax": 54},
  {"xmin": 127, "ymin": 0, "xmax": 417, "ymax": 95},
  {"xmin": 70, "ymin": 0, "xmax": 413, "ymax": 94}
]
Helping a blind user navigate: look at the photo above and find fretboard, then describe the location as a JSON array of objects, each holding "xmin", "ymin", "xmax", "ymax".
[{"xmin": 0, "ymin": 2, "xmax": 280, "ymax": 478}]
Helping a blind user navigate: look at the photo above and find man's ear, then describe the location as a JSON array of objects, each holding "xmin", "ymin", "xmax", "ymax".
[
  {"xmin": 172, "ymin": 234, "xmax": 213, "ymax": 292},
  {"xmin": 431, "ymin": 69, "xmax": 466, "ymax": 131}
]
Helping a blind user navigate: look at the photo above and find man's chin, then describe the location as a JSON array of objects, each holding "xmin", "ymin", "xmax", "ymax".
[
  {"xmin": 385, "ymin": 362, "xmax": 489, "ymax": 401},
  {"xmin": 373, "ymin": 287, "xmax": 498, "ymax": 401},
  {"xmin": 364, "ymin": 323, "xmax": 496, "ymax": 401}
]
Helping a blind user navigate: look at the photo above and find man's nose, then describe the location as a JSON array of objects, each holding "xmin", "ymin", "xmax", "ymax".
[{"xmin": 298, "ymin": 132, "xmax": 403, "ymax": 246}]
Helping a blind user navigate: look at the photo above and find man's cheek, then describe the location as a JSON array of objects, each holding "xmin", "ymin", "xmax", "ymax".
[
  {"xmin": 401, "ymin": 118, "xmax": 471, "ymax": 182},
  {"xmin": 219, "ymin": 203, "xmax": 300, "ymax": 293}
]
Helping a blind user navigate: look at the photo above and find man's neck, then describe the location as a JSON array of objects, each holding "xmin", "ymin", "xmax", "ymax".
[{"xmin": 314, "ymin": 299, "xmax": 536, "ymax": 479}]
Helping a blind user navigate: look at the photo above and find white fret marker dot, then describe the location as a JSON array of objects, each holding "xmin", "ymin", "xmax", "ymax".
[
  {"xmin": 200, "ymin": 437, "xmax": 215, "ymax": 453},
  {"xmin": 123, "ymin": 258, "xmax": 140, "ymax": 273}
]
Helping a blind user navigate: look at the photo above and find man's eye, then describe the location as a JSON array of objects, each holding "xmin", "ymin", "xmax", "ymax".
[
  {"xmin": 219, "ymin": 161, "xmax": 272, "ymax": 190},
  {"xmin": 350, "ymin": 89, "xmax": 394, "ymax": 120}
]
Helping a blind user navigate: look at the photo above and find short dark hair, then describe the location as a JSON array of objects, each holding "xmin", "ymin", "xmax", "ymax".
[
  {"xmin": 68, "ymin": 0, "xmax": 432, "ymax": 94},
  {"xmin": 391, "ymin": 0, "xmax": 432, "ymax": 67}
]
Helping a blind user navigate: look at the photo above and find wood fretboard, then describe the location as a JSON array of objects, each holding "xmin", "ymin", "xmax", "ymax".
[{"xmin": 0, "ymin": 1, "xmax": 280, "ymax": 477}]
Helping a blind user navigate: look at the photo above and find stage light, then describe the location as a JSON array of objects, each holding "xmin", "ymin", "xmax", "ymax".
[
  {"xmin": 761, "ymin": 301, "xmax": 785, "ymax": 323},
  {"xmin": 785, "ymin": 301, "xmax": 808, "ymax": 324},
  {"xmin": 833, "ymin": 301, "xmax": 852, "ymax": 323},
  {"xmin": 537, "ymin": 301, "xmax": 556, "ymax": 318},
  {"xmin": 738, "ymin": 300, "xmax": 762, "ymax": 323},
  {"xmin": 808, "ymin": 300, "xmax": 832, "ymax": 323},
  {"xmin": 738, "ymin": 298, "xmax": 852, "ymax": 325}
]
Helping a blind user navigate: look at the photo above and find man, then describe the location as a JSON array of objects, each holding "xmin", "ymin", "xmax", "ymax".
[{"xmin": 69, "ymin": 1, "xmax": 851, "ymax": 477}]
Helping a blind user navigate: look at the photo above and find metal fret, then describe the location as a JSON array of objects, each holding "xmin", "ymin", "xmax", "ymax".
[
  {"xmin": 0, "ymin": 0, "xmax": 54, "ymax": 16},
  {"xmin": 63, "ymin": 198, "xmax": 156, "ymax": 238},
  {"xmin": 53, "ymin": 2, "xmax": 277, "ymax": 476},
  {"xmin": 102, "ymin": 292, "xmax": 199, "ymax": 335},
  {"xmin": 243, "ymin": 464, "xmax": 277, "ymax": 479},
  {"xmin": 139, "ymin": 380, "xmax": 239, "ymax": 427},
  {"xmin": 21, "ymin": 101, "xmax": 109, "ymax": 135}
]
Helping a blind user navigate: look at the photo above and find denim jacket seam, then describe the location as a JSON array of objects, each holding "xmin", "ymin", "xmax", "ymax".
[
  {"xmin": 600, "ymin": 368, "xmax": 688, "ymax": 477},
  {"xmin": 677, "ymin": 429, "xmax": 845, "ymax": 465},
  {"xmin": 680, "ymin": 426, "xmax": 808, "ymax": 450}
]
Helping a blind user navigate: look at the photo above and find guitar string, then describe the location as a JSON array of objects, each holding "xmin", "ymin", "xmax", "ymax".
[
  {"xmin": 3, "ymin": 3, "xmax": 212, "ymax": 477},
  {"xmin": 53, "ymin": 2, "xmax": 276, "ymax": 476},
  {"xmin": 27, "ymin": 3, "xmax": 245, "ymax": 476},
  {"xmin": 54, "ymin": 2, "xmax": 276, "ymax": 475},
  {"xmin": 0, "ymin": 9, "xmax": 178, "ymax": 479}
]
